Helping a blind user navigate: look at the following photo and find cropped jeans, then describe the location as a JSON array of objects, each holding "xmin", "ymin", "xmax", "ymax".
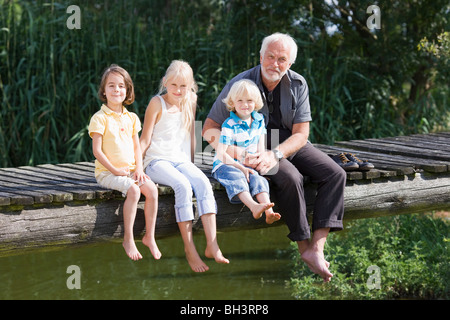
[{"xmin": 145, "ymin": 159, "xmax": 217, "ymax": 222}]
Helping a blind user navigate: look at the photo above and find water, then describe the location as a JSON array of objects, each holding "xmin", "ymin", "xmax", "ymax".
[{"xmin": 0, "ymin": 225, "xmax": 294, "ymax": 300}]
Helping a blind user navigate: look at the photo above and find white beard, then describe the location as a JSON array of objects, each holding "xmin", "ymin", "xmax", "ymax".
[{"xmin": 261, "ymin": 66, "xmax": 286, "ymax": 83}]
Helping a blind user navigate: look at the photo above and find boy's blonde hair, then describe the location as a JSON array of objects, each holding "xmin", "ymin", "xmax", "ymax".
[
  {"xmin": 222, "ymin": 79, "xmax": 264, "ymax": 112},
  {"xmin": 158, "ymin": 60, "xmax": 197, "ymax": 132},
  {"xmin": 98, "ymin": 64, "xmax": 135, "ymax": 105}
]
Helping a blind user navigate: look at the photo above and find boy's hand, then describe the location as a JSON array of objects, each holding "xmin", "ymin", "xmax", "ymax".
[
  {"xmin": 238, "ymin": 165, "xmax": 255, "ymax": 182},
  {"xmin": 242, "ymin": 152, "xmax": 260, "ymax": 169}
]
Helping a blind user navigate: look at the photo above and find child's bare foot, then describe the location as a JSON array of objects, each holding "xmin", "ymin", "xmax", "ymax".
[
  {"xmin": 142, "ymin": 234, "xmax": 162, "ymax": 260},
  {"xmin": 265, "ymin": 210, "xmax": 281, "ymax": 224},
  {"xmin": 205, "ymin": 243, "xmax": 230, "ymax": 264},
  {"xmin": 250, "ymin": 202, "xmax": 274, "ymax": 220},
  {"xmin": 185, "ymin": 248, "xmax": 209, "ymax": 272},
  {"xmin": 122, "ymin": 240, "xmax": 143, "ymax": 261}
]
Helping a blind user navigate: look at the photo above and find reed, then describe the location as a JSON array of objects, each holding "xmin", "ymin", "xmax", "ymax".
[{"xmin": 0, "ymin": 0, "xmax": 448, "ymax": 167}]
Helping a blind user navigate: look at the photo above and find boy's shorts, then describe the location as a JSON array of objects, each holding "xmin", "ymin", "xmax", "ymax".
[
  {"xmin": 212, "ymin": 164, "xmax": 270, "ymax": 204},
  {"xmin": 96, "ymin": 171, "xmax": 147, "ymax": 197}
]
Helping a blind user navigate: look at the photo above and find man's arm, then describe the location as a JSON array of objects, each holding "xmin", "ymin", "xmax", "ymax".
[
  {"xmin": 276, "ymin": 121, "xmax": 309, "ymax": 158},
  {"xmin": 255, "ymin": 122, "xmax": 309, "ymax": 174}
]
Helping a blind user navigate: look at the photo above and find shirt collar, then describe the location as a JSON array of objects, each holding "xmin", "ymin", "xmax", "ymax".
[
  {"xmin": 101, "ymin": 104, "xmax": 129, "ymax": 115},
  {"xmin": 230, "ymin": 110, "xmax": 263, "ymax": 124}
]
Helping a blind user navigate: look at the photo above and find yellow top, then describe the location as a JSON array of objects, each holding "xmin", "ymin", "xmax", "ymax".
[{"xmin": 88, "ymin": 104, "xmax": 141, "ymax": 177}]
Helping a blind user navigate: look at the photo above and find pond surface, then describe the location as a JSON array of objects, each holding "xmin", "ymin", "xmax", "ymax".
[{"xmin": 0, "ymin": 225, "xmax": 295, "ymax": 300}]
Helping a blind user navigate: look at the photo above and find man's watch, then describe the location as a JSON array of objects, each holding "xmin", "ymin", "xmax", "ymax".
[{"xmin": 272, "ymin": 149, "xmax": 284, "ymax": 161}]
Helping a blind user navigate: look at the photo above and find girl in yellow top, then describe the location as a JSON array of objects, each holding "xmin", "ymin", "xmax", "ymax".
[{"xmin": 88, "ymin": 64, "xmax": 161, "ymax": 261}]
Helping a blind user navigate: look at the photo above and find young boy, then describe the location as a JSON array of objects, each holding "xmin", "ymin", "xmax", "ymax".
[{"xmin": 212, "ymin": 79, "xmax": 281, "ymax": 224}]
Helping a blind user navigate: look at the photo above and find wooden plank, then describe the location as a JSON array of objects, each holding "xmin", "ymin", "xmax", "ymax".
[
  {"xmin": 0, "ymin": 182, "xmax": 53, "ymax": 205},
  {"xmin": 0, "ymin": 191, "xmax": 33, "ymax": 206},
  {"xmin": 0, "ymin": 167, "xmax": 98, "ymax": 201},
  {"xmin": 315, "ymin": 144, "xmax": 448, "ymax": 173},
  {"xmin": 373, "ymin": 135, "xmax": 450, "ymax": 152},
  {"xmin": 315, "ymin": 144, "xmax": 415, "ymax": 175},
  {"xmin": 334, "ymin": 139, "xmax": 450, "ymax": 162}
]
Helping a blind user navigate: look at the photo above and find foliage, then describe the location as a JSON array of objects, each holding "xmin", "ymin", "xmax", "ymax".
[
  {"xmin": 289, "ymin": 214, "xmax": 450, "ymax": 299},
  {"xmin": 0, "ymin": 0, "xmax": 449, "ymax": 167}
]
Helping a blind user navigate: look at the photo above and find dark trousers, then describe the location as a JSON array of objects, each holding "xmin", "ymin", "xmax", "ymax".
[{"xmin": 266, "ymin": 143, "xmax": 346, "ymax": 242}]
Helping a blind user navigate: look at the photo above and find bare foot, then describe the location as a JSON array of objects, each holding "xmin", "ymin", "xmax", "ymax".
[
  {"xmin": 142, "ymin": 234, "xmax": 162, "ymax": 260},
  {"xmin": 250, "ymin": 202, "xmax": 274, "ymax": 220},
  {"xmin": 265, "ymin": 210, "xmax": 281, "ymax": 224},
  {"xmin": 122, "ymin": 240, "xmax": 143, "ymax": 261},
  {"xmin": 300, "ymin": 248, "xmax": 333, "ymax": 282},
  {"xmin": 205, "ymin": 243, "xmax": 230, "ymax": 264},
  {"xmin": 185, "ymin": 248, "xmax": 209, "ymax": 272}
]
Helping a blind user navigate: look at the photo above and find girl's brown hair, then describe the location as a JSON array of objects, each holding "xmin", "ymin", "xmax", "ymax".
[{"xmin": 98, "ymin": 64, "xmax": 135, "ymax": 105}]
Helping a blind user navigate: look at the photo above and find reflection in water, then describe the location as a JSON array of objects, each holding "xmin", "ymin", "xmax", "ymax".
[{"xmin": 0, "ymin": 225, "xmax": 294, "ymax": 300}]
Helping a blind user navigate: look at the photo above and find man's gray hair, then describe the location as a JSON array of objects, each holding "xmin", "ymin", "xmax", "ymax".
[{"xmin": 260, "ymin": 32, "xmax": 298, "ymax": 65}]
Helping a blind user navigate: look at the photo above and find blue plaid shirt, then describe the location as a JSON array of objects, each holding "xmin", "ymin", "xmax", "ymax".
[{"xmin": 212, "ymin": 111, "xmax": 266, "ymax": 172}]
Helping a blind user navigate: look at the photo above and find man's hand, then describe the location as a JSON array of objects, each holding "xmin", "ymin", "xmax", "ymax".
[{"xmin": 243, "ymin": 151, "xmax": 278, "ymax": 175}]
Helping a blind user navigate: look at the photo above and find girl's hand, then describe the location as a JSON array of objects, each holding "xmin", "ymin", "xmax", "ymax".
[
  {"xmin": 114, "ymin": 167, "xmax": 130, "ymax": 176},
  {"xmin": 133, "ymin": 169, "xmax": 150, "ymax": 185}
]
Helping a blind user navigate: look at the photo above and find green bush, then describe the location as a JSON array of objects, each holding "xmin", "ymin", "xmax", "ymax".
[{"xmin": 290, "ymin": 214, "xmax": 450, "ymax": 299}]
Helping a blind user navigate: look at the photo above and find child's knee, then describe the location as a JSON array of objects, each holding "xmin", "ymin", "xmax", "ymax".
[
  {"xmin": 142, "ymin": 181, "xmax": 158, "ymax": 200},
  {"xmin": 126, "ymin": 184, "xmax": 141, "ymax": 201}
]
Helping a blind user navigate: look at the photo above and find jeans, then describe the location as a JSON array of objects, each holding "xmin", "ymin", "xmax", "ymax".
[
  {"xmin": 145, "ymin": 159, "xmax": 217, "ymax": 222},
  {"xmin": 212, "ymin": 164, "xmax": 270, "ymax": 204}
]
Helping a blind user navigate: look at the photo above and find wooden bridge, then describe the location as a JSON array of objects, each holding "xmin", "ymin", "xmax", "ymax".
[{"xmin": 1, "ymin": 132, "xmax": 449, "ymax": 255}]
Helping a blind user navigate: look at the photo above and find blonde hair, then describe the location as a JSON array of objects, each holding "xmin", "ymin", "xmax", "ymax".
[
  {"xmin": 98, "ymin": 64, "xmax": 135, "ymax": 105},
  {"xmin": 260, "ymin": 32, "xmax": 297, "ymax": 65},
  {"xmin": 158, "ymin": 60, "xmax": 197, "ymax": 132},
  {"xmin": 222, "ymin": 79, "xmax": 264, "ymax": 112}
]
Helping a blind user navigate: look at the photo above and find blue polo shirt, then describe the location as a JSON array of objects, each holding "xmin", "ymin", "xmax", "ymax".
[{"xmin": 212, "ymin": 111, "xmax": 266, "ymax": 173}]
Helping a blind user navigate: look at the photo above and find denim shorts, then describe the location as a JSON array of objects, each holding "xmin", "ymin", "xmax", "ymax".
[{"xmin": 212, "ymin": 164, "xmax": 270, "ymax": 204}]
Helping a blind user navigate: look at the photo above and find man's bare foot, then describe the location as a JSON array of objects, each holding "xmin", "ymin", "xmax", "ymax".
[
  {"xmin": 185, "ymin": 248, "xmax": 209, "ymax": 272},
  {"xmin": 265, "ymin": 210, "xmax": 281, "ymax": 224},
  {"xmin": 205, "ymin": 243, "xmax": 230, "ymax": 264},
  {"xmin": 300, "ymin": 248, "xmax": 333, "ymax": 282},
  {"xmin": 123, "ymin": 240, "xmax": 143, "ymax": 261},
  {"xmin": 142, "ymin": 234, "xmax": 162, "ymax": 260},
  {"xmin": 250, "ymin": 202, "xmax": 274, "ymax": 220}
]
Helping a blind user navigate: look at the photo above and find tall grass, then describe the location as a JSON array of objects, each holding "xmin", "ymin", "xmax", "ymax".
[{"xmin": 1, "ymin": 0, "xmax": 448, "ymax": 167}]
